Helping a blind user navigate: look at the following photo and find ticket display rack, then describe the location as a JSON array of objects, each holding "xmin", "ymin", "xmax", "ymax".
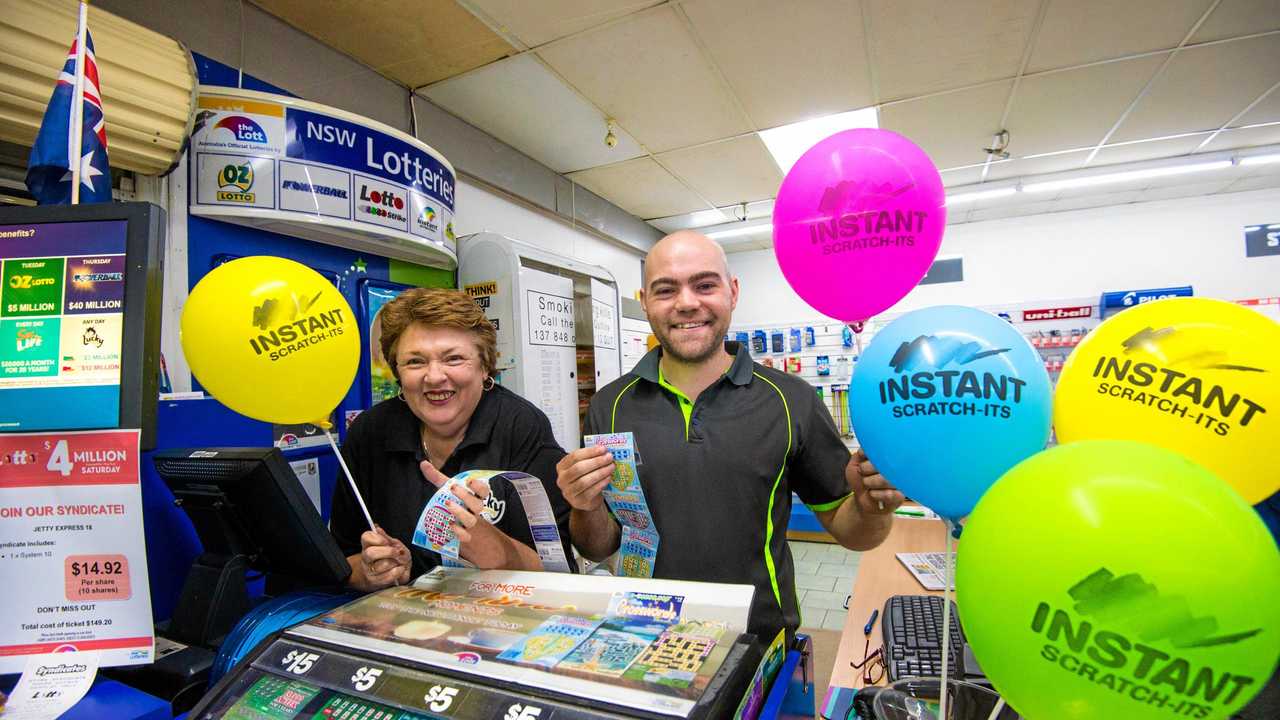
[{"xmin": 187, "ymin": 569, "xmax": 763, "ymax": 720}]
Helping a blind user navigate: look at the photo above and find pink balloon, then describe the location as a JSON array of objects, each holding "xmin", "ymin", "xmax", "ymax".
[{"xmin": 772, "ymin": 129, "xmax": 946, "ymax": 321}]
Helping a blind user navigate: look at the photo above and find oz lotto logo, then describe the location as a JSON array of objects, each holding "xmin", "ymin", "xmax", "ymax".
[
  {"xmin": 213, "ymin": 115, "xmax": 268, "ymax": 144},
  {"xmin": 216, "ymin": 162, "xmax": 256, "ymax": 203}
]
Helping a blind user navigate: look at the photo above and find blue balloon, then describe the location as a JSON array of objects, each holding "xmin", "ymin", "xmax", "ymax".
[{"xmin": 848, "ymin": 305, "xmax": 1052, "ymax": 519}]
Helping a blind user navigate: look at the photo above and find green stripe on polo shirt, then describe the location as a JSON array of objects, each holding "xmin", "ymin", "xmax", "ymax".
[
  {"xmin": 807, "ymin": 492, "xmax": 854, "ymax": 513},
  {"xmin": 753, "ymin": 371, "xmax": 792, "ymax": 615},
  {"xmin": 657, "ymin": 365, "xmax": 695, "ymax": 440}
]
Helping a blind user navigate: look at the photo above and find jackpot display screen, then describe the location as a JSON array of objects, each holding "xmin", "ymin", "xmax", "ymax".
[{"xmin": 0, "ymin": 220, "xmax": 128, "ymax": 431}]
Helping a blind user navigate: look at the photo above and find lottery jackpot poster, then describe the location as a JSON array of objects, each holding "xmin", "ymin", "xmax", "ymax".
[
  {"xmin": 0, "ymin": 220, "xmax": 128, "ymax": 432},
  {"xmin": 290, "ymin": 568, "xmax": 754, "ymax": 716}
]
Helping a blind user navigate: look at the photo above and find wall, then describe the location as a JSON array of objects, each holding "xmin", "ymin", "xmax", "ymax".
[
  {"xmin": 728, "ymin": 188, "xmax": 1280, "ymax": 326},
  {"xmin": 455, "ymin": 178, "xmax": 643, "ymax": 298}
]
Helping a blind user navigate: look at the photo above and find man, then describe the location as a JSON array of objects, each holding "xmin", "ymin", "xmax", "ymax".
[{"xmin": 557, "ymin": 230, "xmax": 904, "ymax": 642}]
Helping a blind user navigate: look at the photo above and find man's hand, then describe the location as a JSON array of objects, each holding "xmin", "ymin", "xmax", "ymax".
[
  {"xmin": 555, "ymin": 445, "xmax": 615, "ymax": 512},
  {"xmin": 421, "ymin": 461, "xmax": 531, "ymax": 570},
  {"xmin": 356, "ymin": 525, "xmax": 410, "ymax": 590},
  {"xmin": 849, "ymin": 449, "xmax": 905, "ymax": 515}
]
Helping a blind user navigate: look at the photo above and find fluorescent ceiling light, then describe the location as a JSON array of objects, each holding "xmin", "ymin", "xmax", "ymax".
[
  {"xmin": 706, "ymin": 223, "xmax": 770, "ymax": 240},
  {"xmin": 946, "ymin": 187, "xmax": 1018, "ymax": 205},
  {"xmin": 759, "ymin": 107, "xmax": 879, "ymax": 175},
  {"xmin": 1022, "ymin": 160, "xmax": 1232, "ymax": 194},
  {"xmin": 1239, "ymin": 153, "xmax": 1280, "ymax": 166}
]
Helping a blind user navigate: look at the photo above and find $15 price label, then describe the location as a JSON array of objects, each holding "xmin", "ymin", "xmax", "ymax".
[{"xmin": 64, "ymin": 554, "xmax": 131, "ymax": 601}]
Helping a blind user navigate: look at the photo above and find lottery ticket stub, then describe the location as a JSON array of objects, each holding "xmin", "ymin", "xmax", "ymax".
[
  {"xmin": 412, "ymin": 471, "xmax": 571, "ymax": 573},
  {"xmin": 412, "ymin": 475, "xmax": 470, "ymax": 560},
  {"xmin": 619, "ymin": 525, "xmax": 660, "ymax": 578}
]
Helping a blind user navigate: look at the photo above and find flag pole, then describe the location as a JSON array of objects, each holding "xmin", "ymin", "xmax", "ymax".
[{"xmin": 69, "ymin": 0, "xmax": 89, "ymax": 204}]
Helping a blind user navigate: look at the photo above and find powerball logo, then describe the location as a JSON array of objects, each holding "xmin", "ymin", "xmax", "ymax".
[{"xmin": 214, "ymin": 116, "xmax": 268, "ymax": 144}]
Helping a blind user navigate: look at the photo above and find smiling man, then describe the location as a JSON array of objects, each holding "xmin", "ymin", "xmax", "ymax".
[{"xmin": 557, "ymin": 230, "xmax": 904, "ymax": 642}]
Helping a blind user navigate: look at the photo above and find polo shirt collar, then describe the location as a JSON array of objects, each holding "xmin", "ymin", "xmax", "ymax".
[
  {"xmin": 383, "ymin": 385, "xmax": 501, "ymax": 453},
  {"xmin": 633, "ymin": 341, "xmax": 753, "ymax": 386}
]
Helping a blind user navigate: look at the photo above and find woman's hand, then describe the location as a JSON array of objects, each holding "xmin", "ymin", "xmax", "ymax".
[
  {"xmin": 421, "ymin": 461, "xmax": 528, "ymax": 570},
  {"xmin": 352, "ymin": 525, "xmax": 411, "ymax": 590}
]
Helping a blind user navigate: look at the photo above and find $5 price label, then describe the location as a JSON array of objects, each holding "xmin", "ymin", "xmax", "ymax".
[{"xmin": 505, "ymin": 703, "xmax": 543, "ymax": 720}]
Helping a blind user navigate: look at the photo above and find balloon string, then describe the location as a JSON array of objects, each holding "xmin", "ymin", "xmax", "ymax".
[
  {"xmin": 986, "ymin": 697, "xmax": 1006, "ymax": 720},
  {"xmin": 940, "ymin": 521, "xmax": 955, "ymax": 720},
  {"xmin": 324, "ymin": 427, "xmax": 376, "ymax": 532}
]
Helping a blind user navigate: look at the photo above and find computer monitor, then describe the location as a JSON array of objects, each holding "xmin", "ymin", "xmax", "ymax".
[
  {"xmin": 152, "ymin": 447, "xmax": 351, "ymax": 645},
  {"xmin": 0, "ymin": 201, "xmax": 163, "ymax": 448}
]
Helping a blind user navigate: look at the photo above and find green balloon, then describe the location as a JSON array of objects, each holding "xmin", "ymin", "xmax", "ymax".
[{"xmin": 956, "ymin": 440, "xmax": 1280, "ymax": 720}]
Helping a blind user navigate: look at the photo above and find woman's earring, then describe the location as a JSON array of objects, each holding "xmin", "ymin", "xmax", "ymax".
[
  {"xmin": 483, "ymin": 376, "xmax": 496, "ymax": 391},
  {"xmin": 397, "ymin": 389, "xmax": 406, "ymax": 402}
]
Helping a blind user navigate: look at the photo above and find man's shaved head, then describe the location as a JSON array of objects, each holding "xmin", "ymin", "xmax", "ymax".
[
  {"xmin": 640, "ymin": 230, "xmax": 739, "ymax": 364},
  {"xmin": 643, "ymin": 230, "xmax": 731, "ymax": 290}
]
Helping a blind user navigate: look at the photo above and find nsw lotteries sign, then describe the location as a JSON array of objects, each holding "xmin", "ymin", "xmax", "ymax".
[{"xmin": 189, "ymin": 89, "xmax": 457, "ymax": 268}]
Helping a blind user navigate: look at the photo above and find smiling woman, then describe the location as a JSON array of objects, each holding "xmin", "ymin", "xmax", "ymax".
[{"xmin": 329, "ymin": 288, "xmax": 577, "ymax": 591}]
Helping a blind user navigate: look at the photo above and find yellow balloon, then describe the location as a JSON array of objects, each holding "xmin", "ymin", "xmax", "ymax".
[
  {"xmin": 1055, "ymin": 297, "xmax": 1280, "ymax": 504},
  {"xmin": 180, "ymin": 256, "xmax": 360, "ymax": 425}
]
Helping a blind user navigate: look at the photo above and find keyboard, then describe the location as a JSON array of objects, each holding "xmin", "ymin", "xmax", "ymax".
[{"xmin": 882, "ymin": 594, "xmax": 966, "ymax": 681}]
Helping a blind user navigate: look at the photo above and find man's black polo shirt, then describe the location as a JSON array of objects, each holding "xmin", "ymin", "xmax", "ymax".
[
  {"xmin": 584, "ymin": 342, "xmax": 852, "ymax": 640},
  {"xmin": 330, "ymin": 385, "xmax": 575, "ymax": 575}
]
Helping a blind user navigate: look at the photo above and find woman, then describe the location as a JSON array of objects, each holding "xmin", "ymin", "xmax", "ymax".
[{"xmin": 330, "ymin": 287, "xmax": 575, "ymax": 590}]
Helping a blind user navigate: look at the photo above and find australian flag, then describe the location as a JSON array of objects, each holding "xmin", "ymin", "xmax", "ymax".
[{"xmin": 25, "ymin": 30, "xmax": 112, "ymax": 204}]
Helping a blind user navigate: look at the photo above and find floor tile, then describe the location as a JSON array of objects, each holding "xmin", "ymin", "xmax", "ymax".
[
  {"xmin": 795, "ymin": 574, "xmax": 836, "ymax": 592},
  {"xmin": 803, "ymin": 589, "xmax": 848, "ymax": 611}
]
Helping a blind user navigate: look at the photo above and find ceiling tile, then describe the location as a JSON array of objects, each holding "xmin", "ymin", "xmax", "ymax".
[
  {"xmin": 465, "ymin": 0, "xmax": 661, "ymax": 47},
  {"xmin": 250, "ymin": 0, "xmax": 514, "ymax": 87},
  {"xmin": 538, "ymin": 6, "xmax": 751, "ymax": 152},
  {"xmin": 1090, "ymin": 134, "xmax": 1211, "ymax": 164},
  {"xmin": 656, "ymin": 135, "xmax": 783, "ymax": 207},
  {"xmin": 648, "ymin": 208, "xmax": 733, "ymax": 234},
  {"xmin": 423, "ymin": 54, "xmax": 644, "ymax": 173},
  {"xmin": 866, "ymin": 0, "xmax": 1037, "ymax": 101},
  {"xmin": 568, "ymin": 157, "xmax": 711, "ymax": 219},
  {"xmin": 1112, "ymin": 34, "xmax": 1280, "ymax": 142},
  {"xmin": 1190, "ymin": 0, "xmax": 1280, "ymax": 43},
  {"xmin": 1007, "ymin": 55, "xmax": 1167, "ymax": 155},
  {"xmin": 680, "ymin": 0, "xmax": 873, "ymax": 129},
  {"xmin": 1236, "ymin": 86, "xmax": 1280, "ymax": 126},
  {"xmin": 1027, "ymin": 0, "xmax": 1211, "ymax": 72},
  {"xmin": 985, "ymin": 151, "xmax": 1091, "ymax": 181},
  {"xmin": 1201, "ymin": 123, "xmax": 1280, "ymax": 152},
  {"xmin": 879, "ymin": 82, "xmax": 1014, "ymax": 169}
]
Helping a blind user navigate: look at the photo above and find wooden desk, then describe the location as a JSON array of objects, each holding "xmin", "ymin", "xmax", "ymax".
[{"xmin": 829, "ymin": 517, "xmax": 949, "ymax": 689}]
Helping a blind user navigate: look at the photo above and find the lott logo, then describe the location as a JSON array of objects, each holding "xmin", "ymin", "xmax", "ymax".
[
  {"xmin": 216, "ymin": 162, "xmax": 256, "ymax": 203},
  {"xmin": 878, "ymin": 335, "xmax": 1024, "ymax": 419},
  {"xmin": 213, "ymin": 116, "xmax": 269, "ymax": 144},
  {"xmin": 358, "ymin": 185, "xmax": 406, "ymax": 222}
]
